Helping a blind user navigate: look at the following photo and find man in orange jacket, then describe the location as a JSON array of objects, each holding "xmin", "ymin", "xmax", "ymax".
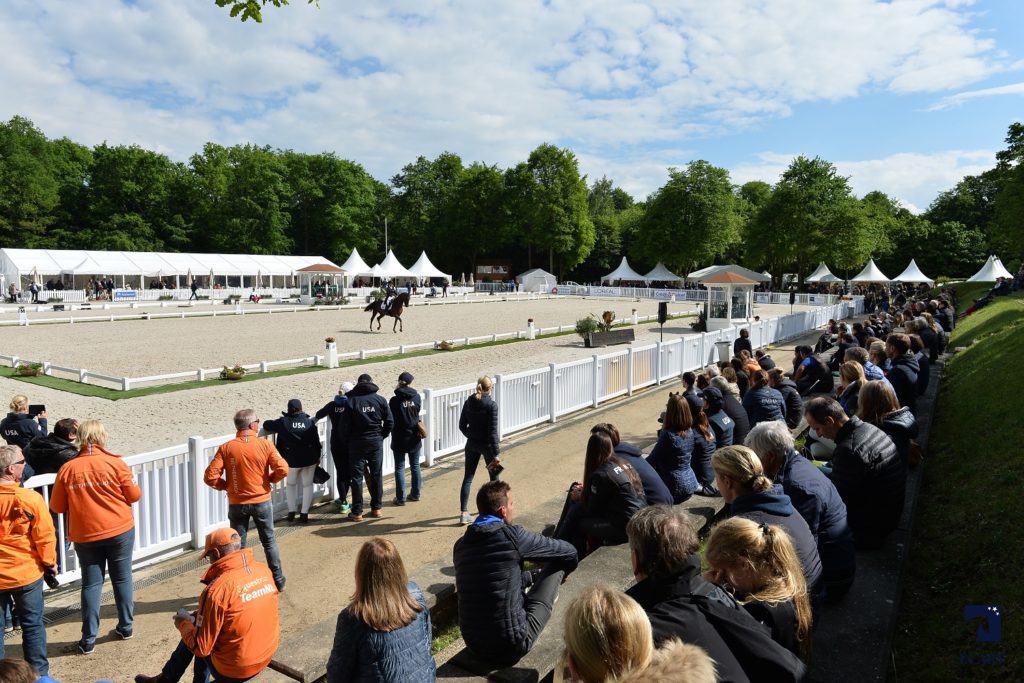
[
  {"xmin": 0, "ymin": 445, "xmax": 57, "ymax": 676},
  {"xmin": 134, "ymin": 528, "xmax": 280, "ymax": 683},
  {"xmin": 204, "ymin": 409, "xmax": 289, "ymax": 591}
]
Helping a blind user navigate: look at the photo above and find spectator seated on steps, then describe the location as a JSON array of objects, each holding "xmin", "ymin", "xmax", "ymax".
[
  {"xmin": 741, "ymin": 370, "xmax": 787, "ymax": 430},
  {"xmin": 836, "ymin": 362, "xmax": 865, "ymax": 418},
  {"xmin": 710, "ymin": 377, "xmax": 750, "ymax": 446},
  {"xmin": 590, "ymin": 423, "xmax": 671, "ymax": 507},
  {"xmin": 767, "ymin": 369, "xmax": 802, "ymax": 430},
  {"xmin": 755, "ymin": 350, "xmax": 776, "ymax": 371},
  {"xmin": 792, "ymin": 345, "xmax": 834, "ymax": 396},
  {"xmin": 884, "ymin": 333, "xmax": 920, "ymax": 416},
  {"xmin": 856, "ymin": 381, "xmax": 918, "ymax": 468},
  {"xmin": 647, "ymin": 395, "xmax": 700, "ymax": 505}
]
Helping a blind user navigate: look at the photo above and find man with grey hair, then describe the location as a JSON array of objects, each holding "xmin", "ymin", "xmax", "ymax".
[
  {"xmin": 745, "ymin": 422, "xmax": 855, "ymax": 601},
  {"xmin": 0, "ymin": 445, "xmax": 56, "ymax": 676},
  {"xmin": 804, "ymin": 397, "xmax": 904, "ymax": 550},
  {"xmin": 843, "ymin": 345, "xmax": 891, "ymax": 388},
  {"xmin": 204, "ymin": 409, "xmax": 289, "ymax": 591}
]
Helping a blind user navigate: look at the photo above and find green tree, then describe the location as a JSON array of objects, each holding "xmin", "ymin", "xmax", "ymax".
[
  {"xmin": 444, "ymin": 162, "xmax": 507, "ymax": 274},
  {"xmin": 0, "ymin": 116, "xmax": 60, "ymax": 246},
  {"xmin": 634, "ymin": 161, "xmax": 742, "ymax": 275},
  {"xmin": 215, "ymin": 0, "xmax": 317, "ymax": 23},
  {"xmin": 993, "ymin": 122, "xmax": 1024, "ymax": 258},
  {"xmin": 387, "ymin": 152, "xmax": 465, "ymax": 264}
]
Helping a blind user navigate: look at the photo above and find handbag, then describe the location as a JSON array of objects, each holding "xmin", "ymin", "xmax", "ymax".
[
  {"xmin": 415, "ymin": 420, "xmax": 428, "ymax": 439},
  {"xmin": 313, "ymin": 463, "xmax": 331, "ymax": 485}
]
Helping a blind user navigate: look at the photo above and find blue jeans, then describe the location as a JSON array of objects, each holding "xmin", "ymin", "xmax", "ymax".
[
  {"xmin": 0, "ymin": 578, "xmax": 47, "ymax": 675},
  {"xmin": 459, "ymin": 447, "xmax": 500, "ymax": 513},
  {"xmin": 161, "ymin": 639, "xmax": 252, "ymax": 682},
  {"xmin": 227, "ymin": 501, "xmax": 285, "ymax": 590},
  {"xmin": 75, "ymin": 528, "xmax": 135, "ymax": 648},
  {"xmin": 392, "ymin": 443, "xmax": 422, "ymax": 502},
  {"xmin": 350, "ymin": 440, "xmax": 383, "ymax": 515}
]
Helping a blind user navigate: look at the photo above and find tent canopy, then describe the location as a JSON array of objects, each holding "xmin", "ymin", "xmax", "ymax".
[
  {"xmin": 850, "ymin": 259, "xmax": 890, "ymax": 283},
  {"xmin": 686, "ymin": 264, "xmax": 771, "ymax": 282},
  {"xmin": 967, "ymin": 255, "xmax": 1014, "ymax": 282},
  {"xmin": 407, "ymin": 252, "xmax": 451, "ymax": 281},
  {"xmin": 517, "ymin": 268, "xmax": 557, "ymax": 292},
  {"xmin": 644, "ymin": 262, "xmax": 683, "ymax": 282},
  {"xmin": 601, "ymin": 257, "xmax": 647, "ymax": 283},
  {"xmin": 339, "ymin": 248, "xmax": 373, "ymax": 277},
  {"xmin": 372, "ymin": 250, "xmax": 413, "ymax": 278},
  {"xmin": 805, "ymin": 262, "xmax": 838, "ymax": 283},
  {"xmin": 892, "ymin": 259, "xmax": 934, "ymax": 284}
]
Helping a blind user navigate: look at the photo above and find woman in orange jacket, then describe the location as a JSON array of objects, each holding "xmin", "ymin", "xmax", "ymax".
[{"xmin": 50, "ymin": 419, "xmax": 141, "ymax": 655}]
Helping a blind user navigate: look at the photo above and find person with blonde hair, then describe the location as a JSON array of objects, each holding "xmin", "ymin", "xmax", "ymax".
[
  {"xmin": 836, "ymin": 361, "xmax": 865, "ymax": 417},
  {"xmin": 458, "ymin": 376, "xmax": 501, "ymax": 525},
  {"xmin": 1, "ymin": 394, "xmax": 48, "ymax": 451},
  {"xmin": 327, "ymin": 538, "xmax": 435, "ymax": 682},
  {"xmin": 561, "ymin": 584, "xmax": 653, "ymax": 682},
  {"xmin": 50, "ymin": 419, "xmax": 141, "ymax": 654},
  {"xmin": 712, "ymin": 446, "xmax": 821, "ymax": 592},
  {"xmin": 705, "ymin": 517, "xmax": 813, "ymax": 661}
]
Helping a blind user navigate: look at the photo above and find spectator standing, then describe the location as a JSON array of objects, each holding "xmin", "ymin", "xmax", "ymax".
[
  {"xmin": 885, "ymin": 333, "xmax": 920, "ymax": 414},
  {"xmin": 316, "ymin": 382, "xmax": 354, "ymax": 515},
  {"xmin": 2, "ymin": 396, "xmax": 48, "ymax": 450},
  {"xmin": 742, "ymin": 370, "xmax": 787, "ymax": 429},
  {"xmin": 457, "ymin": 376, "xmax": 500, "ymax": 525},
  {"xmin": 646, "ymin": 395, "xmax": 699, "ymax": 504},
  {"xmin": 203, "ymin": 409, "xmax": 289, "ymax": 591},
  {"xmin": 454, "ymin": 481, "xmax": 577, "ymax": 666},
  {"xmin": 388, "ymin": 372, "xmax": 423, "ymax": 506},
  {"xmin": 804, "ymin": 397, "xmax": 905, "ymax": 549},
  {"xmin": 326, "ymin": 538, "xmax": 435, "ymax": 682},
  {"xmin": 50, "ymin": 420, "xmax": 141, "ymax": 654},
  {"xmin": 263, "ymin": 399, "xmax": 321, "ymax": 525},
  {"xmin": 344, "ymin": 374, "xmax": 393, "ymax": 522},
  {"xmin": 0, "ymin": 446, "xmax": 56, "ymax": 675},
  {"xmin": 24, "ymin": 418, "xmax": 78, "ymax": 475},
  {"xmin": 134, "ymin": 528, "xmax": 280, "ymax": 683},
  {"xmin": 733, "ymin": 328, "xmax": 752, "ymax": 358}
]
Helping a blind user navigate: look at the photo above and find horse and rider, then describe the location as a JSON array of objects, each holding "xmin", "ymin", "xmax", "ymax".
[{"xmin": 365, "ymin": 284, "xmax": 410, "ymax": 332}]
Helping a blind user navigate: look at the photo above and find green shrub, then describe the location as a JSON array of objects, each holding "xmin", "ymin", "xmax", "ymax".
[{"xmin": 575, "ymin": 315, "xmax": 600, "ymax": 339}]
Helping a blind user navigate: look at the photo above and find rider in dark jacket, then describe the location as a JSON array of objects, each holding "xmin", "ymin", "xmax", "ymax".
[{"xmin": 316, "ymin": 382, "xmax": 354, "ymax": 513}]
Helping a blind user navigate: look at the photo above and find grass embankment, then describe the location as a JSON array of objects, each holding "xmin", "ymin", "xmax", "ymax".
[{"xmin": 892, "ymin": 290, "xmax": 1024, "ymax": 679}]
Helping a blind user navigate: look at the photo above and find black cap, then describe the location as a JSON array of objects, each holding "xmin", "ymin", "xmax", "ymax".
[
  {"xmin": 701, "ymin": 387, "xmax": 723, "ymax": 403},
  {"xmin": 357, "ymin": 373, "xmax": 372, "ymax": 383},
  {"xmin": 398, "ymin": 371, "xmax": 414, "ymax": 384},
  {"xmin": 287, "ymin": 398, "xmax": 302, "ymax": 413}
]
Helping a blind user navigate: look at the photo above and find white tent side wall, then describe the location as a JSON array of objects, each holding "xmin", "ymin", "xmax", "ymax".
[{"xmin": 517, "ymin": 269, "xmax": 557, "ymax": 292}]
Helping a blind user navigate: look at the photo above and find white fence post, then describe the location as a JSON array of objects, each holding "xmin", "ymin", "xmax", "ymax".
[
  {"xmin": 549, "ymin": 363, "xmax": 557, "ymax": 423},
  {"xmin": 592, "ymin": 355, "xmax": 600, "ymax": 408},
  {"xmin": 189, "ymin": 436, "xmax": 207, "ymax": 549},
  {"xmin": 122, "ymin": 377, "xmax": 131, "ymax": 391},
  {"xmin": 423, "ymin": 389, "xmax": 434, "ymax": 467},
  {"xmin": 79, "ymin": 368, "xmax": 88, "ymax": 384},
  {"xmin": 494, "ymin": 374, "xmax": 504, "ymax": 441},
  {"xmin": 627, "ymin": 347, "xmax": 635, "ymax": 396}
]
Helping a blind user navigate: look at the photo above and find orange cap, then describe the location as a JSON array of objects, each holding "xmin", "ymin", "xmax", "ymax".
[{"xmin": 200, "ymin": 527, "xmax": 241, "ymax": 558}]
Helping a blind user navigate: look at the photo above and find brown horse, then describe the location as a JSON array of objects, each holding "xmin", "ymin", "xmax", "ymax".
[{"xmin": 365, "ymin": 291, "xmax": 411, "ymax": 332}]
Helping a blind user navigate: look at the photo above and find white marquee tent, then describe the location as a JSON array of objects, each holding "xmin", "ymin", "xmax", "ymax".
[
  {"xmin": 686, "ymin": 264, "xmax": 771, "ymax": 282},
  {"xmin": 805, "ymin": 262, "xmax": 838, "ymax": 283},
  {"xmin": 0, "ymin": 248, "xmax": 337, "ymax": 289},
  {"xmin": 892, "ymin": 259, "xmax": 934, "ymax": 284},
  {"xmin": 516, "ymin": 268, "xmax": 557, "ymax": 292},
  {"xmin": 339, "ymin": 248, "xmax": 373, "ymax": 278},
  {"xmin": 601, "ymin": 257, "xmax": 647, "ymax": 283},
  {"xmin": 371, "ymin": 250, "xmax": 413, "ymax": 279},
  {"xmin": 643, "ymin": 262, "xmax": 683, "ymax": 282},
  {"xmin": 407, "ymin": 252, "xmax": 452, "ymax": 283},
  {"xmin": 850, "ymin": 259, "xmax": 890, "ymax": 283},
  {"xmin": 967, "ymin": 255, "xmax": 1014, "ymax": 282}
]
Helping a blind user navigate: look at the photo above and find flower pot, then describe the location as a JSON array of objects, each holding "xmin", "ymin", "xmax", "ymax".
[{"xmin": 220, "ymin": 371, "xmax": 246, "ymax": 381}]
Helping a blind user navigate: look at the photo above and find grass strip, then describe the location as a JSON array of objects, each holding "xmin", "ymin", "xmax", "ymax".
[{"xmin": 891, "ymin": 294, "xmax": 1024, "ymax": 679}]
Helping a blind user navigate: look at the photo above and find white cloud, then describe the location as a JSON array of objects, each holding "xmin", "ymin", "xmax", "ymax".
[
  {"xmin": 730, "ymin": 149, "xmax": 997, "ymax": 213},
  {"xmin": 928, "ymin": 81, "xmax": 1024, "ymax": 110}
]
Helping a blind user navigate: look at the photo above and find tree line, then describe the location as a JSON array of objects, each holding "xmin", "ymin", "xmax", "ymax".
[{"xmin": 1, "ymin": 115, "xmax": 1020, "ymax": 282}]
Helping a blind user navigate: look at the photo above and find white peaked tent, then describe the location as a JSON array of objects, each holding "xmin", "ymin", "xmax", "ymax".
[
  {"xmin": 643, "ymin": 262, "xmax": 683, "ymax": 282},
  {"xmin": 601, "ymin": 257, "xmax": 647, "ymax": 283},
  {"xmin": 805, "ymin": 262, "xmax": 837, "ymax": 283},
  {"xmin": 850, "ymin": 259, "xmax": 890, "ymax": 283},
  {"xmin": 892, "ymin": 259, "xmax": 934, "ymax": 284},
  {"xmin": 339, "ymin": 248, "xmax": 373, "ymax": 277},
  {"xmin": 372, "ymin": 250, "xmax": 413, "ymax": 278},
  {"xmin": 967, "ymin": 255, "xmax": 1014, "ymax": 282},
  {"xmin": 517, "ymin": 268, "xmax": 557, "ymax": 292},
  {"xmin": 407, "ymin": 252, "xmax": 451, "ymax": 282},
  {"xmin": 686, "ymin": 264, "xmax": 771, "ymax": 283}
]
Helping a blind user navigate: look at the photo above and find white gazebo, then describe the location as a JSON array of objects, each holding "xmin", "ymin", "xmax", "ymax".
[
  {"xmin": 295, "ymin": 263, "xmax": 347, "ymax": 304},
  {"xmin": 686, "ymin": 264, "xmax": 771, "ymax": 283},
  {"xmin": 850, "ymin": 259, "xmax": 890, "ymax": 283},
  {"xmin": 967, "ymin": 255, "xmax": 1014, "ymax": 282},
  {"xmin": 601, "ymin": 257, "xmax": 647, "ymax": 284},
  {"xmin": 643, "ymin": 262, "xmax": 683, "ymax": 282},
  {"xmin": 407, "ymin": 252, "xmax": 451, "ymax": 285},
  {"xmin": 892, "ymin": 259, "xmax": 934, "ymax": 284},
  {"xmin": 700, "ymin": 271, "xmax": 757, "ymax": 332},
  {"xmin": 516, "ymin": 268, "xmax": 557, "ymax": 292},
  {"xmin": 805, "ymin": 262, "xmax": 838, "ymax": 283}
]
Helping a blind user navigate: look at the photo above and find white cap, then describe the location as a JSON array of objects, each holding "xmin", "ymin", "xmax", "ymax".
[{"xmin": 339, "ymin": 382, "xmax": 355, "ymax": 395}]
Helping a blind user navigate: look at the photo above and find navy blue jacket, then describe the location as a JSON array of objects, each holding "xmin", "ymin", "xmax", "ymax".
[
  {"xmin": 887, "ymin": 354, "xmax": 920, "ymax": 414},
  {"xmin": 722, "ymin": 394, "xmax": 750, "ymax": 446},
  {"xmin": 263, "ymin": 412, "xmax": 321, "ymax": 468},
  {"xmin": 775, "ymin": 379, "xmax": 803, "ymax": 429},
  {"xmin": 614, "ymin": 442, "xmax": 672, "ymax": 506},
  {"xmin": 730, "ymin": 490, "xmax": 823, "ymax": 591},
  {"xmin": 647, "ymin": 429, "xmax": 700, "ymax": 504},
  {"xmin": 326, "ymin": 582, "xmax": 436, "ymax": 683},
  {"xmin": 454, "ymin": 521, "xmax": 577, "ymax": 663},
  {"xmin": 582, "ymin": 459, "xmax": 647, "ymax": 542},
  {"xmin": 878, "ymin": 408, "xmax": 918, "ymax": 466},
  {"xmin": 315, "ymin": 395, "xmax": 350, "ymax": 451},
  {"xmin": 1, "ymin": 412, "xmax": 47, "ymax": 450},
  {"xmin": 742, "ymin": 387, "xmax": 787, "ymax": 429},
  {"xmin": 691, "ymin": 428, "xmax": 717, "ymax": 487},
  {"xmin": 914, "ymin": 351, "xmax": 930, "ymax": 396},
  {"xmin": 459, "ymin": 394, "xmax": 499, "ymax": 456},
  {"xmin": 708, "ymin": 410, "xmax": 735, "ymax": 448},
  {"xmin": 837, "ymin": 381, "xmax": 861, "ymax": 418},
  {"xmin": 345, "ymin": 382, "xmax": 394, "ymax": 443},
  {"xmin": 388, "ymin": 386, "xmax": 422, "ymax": 452},
  {"xmin": 773, "ymin": 450, "xmax": 855, "ymax": 592}
]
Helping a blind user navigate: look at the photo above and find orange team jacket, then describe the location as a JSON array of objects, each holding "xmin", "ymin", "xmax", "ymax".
[
  {"xmin": 177, "ymin": 547, "xmax": 280, "ymax": 679},
  {"xmin": 0, "ymin": 482, "xmax": 57, "ymax": 590},
  {"xmin": 49, "ymin": 445, "xmax": 142, "ymax": 543},
  {"xmin": 204, "ymin": 430, "xmax": 288, "ymax": 505}
]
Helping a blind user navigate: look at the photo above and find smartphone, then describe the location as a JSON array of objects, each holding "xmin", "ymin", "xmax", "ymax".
[
  {"xmin": 488, "ymin": 462, "xmax": 504, "ymax": 475},
  {"xmin": 29, "ymin": 404, "xmax": 45, "ymax": 417}
]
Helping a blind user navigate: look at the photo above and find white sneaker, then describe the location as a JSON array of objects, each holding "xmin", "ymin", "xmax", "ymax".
[{"xmin": 460, "ymin": 512, "xmax": 472, "ymax": 525}]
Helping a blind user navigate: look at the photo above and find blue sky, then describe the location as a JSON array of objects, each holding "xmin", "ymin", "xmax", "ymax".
[{"xmin": 2, "ymin": 0, "xmax": 1022, "ymax": 213}]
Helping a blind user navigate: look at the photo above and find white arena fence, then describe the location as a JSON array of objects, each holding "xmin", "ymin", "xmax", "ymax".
[
  {"xmin": 21, "ymin": 298, "xmax": 861, "ymax": 583},
  {"xmin": 552, "ymin": 285, "xmax": 838, "ymax": 307}
]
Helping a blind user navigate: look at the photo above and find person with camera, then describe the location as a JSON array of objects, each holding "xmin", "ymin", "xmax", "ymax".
[
  {"xmin": 316, "ymin": 382, "xmax": 355, "ymax": 515},
  {"xmin": 457, "ymin": 376, "xmax": 501, "ymax": 526},
  {"xmin": 0, "ymin": 445, "xmax": 57, "ymax": 677},
  {"xmin": 389, "ymin": 372, "xmax": 423, "ymax": 506},
  {"xmin": 262, "ymin": 399, "xmax": 322, "ymax": 525},
  {"xmin": 1, "ymin": 396, "xmax": 48, "ymax": 452}
]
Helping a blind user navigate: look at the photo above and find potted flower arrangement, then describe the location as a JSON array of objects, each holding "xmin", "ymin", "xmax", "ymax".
[
  {"xmin": 16, "ymin": 362, "xmax": 43, "ymax": 377},
  {"xmin": 220, "ymin": 364, "xmax": 246, "ymax": 380}
]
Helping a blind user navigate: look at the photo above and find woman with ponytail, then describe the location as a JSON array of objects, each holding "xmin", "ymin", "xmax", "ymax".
[
  {"xmin": 705, "ymin": 517, "xmax": 813, "ymax": 661},
  {"xmin": 711, "ymin": 446, "xmax": 822, "ymax": 593},
  {"xmin": 458, "ymin": 376, "xmax": 501, "ymax": 525}
]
